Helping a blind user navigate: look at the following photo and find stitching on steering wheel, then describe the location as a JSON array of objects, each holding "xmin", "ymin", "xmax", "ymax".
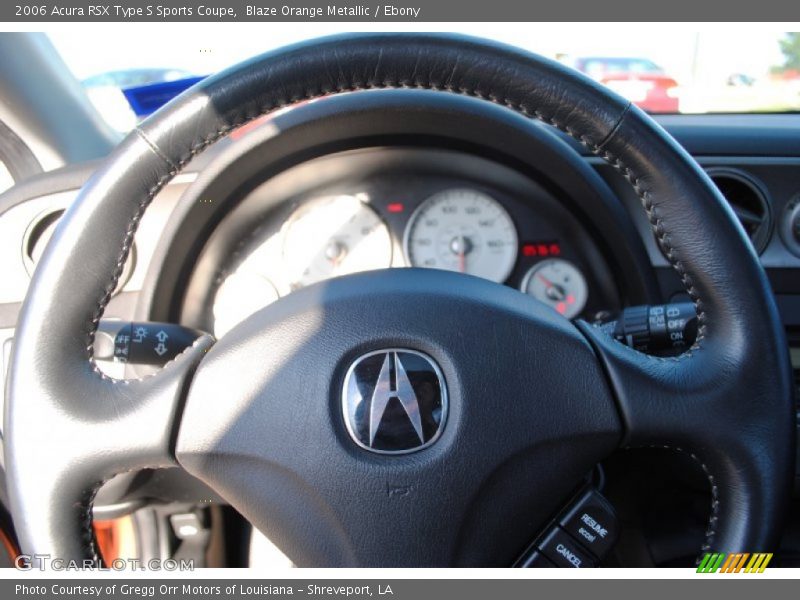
[
  {"xmin": 81, "ymin": 466, "xmax": 139, "ymax": 566},
  {"xmin": 79, "ymin": 80, "xmax": 712, "ymax": 561},
  {"xmin": 80, "ymin": 480, "xmax": 103, "ymax": 564}
]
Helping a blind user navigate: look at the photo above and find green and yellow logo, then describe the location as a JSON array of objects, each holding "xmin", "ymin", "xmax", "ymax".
[{"xmin": 697, "ymin": 553, "xmax": 773, "ymax": 573}]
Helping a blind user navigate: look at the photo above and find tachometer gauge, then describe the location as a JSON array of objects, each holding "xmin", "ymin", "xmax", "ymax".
[
  {"xmin": 282, "ymin": 195, "xmax": 392, "ymax": 288},
  {"xmin": 213, "ymin": 271, "xmax": 280, "ymax": 337},
  {"xmin": 404, "ymin": 189, "xmax": 518, "ymax": 282},
  {"xmin": 521, "ymin": 258, "xmax": 588, "ymax": 319}
]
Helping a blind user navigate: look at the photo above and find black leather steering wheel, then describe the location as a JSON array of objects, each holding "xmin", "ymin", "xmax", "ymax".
[{"xmin": 6, "ymin": 33, "xmax": 795, "ymax": 567}]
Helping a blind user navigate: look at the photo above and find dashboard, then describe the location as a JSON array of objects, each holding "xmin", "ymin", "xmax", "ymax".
[
  {"xmin": 1, "ymin": 94, "xmax": 799, "ymax": 387},
  {"xmin": 190, "ymin": 148, "xmax": 620, "ymax": 338}
]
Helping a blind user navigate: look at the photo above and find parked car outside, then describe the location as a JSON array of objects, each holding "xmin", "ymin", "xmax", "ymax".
[{"xmin": 572, "ymin": 56, "xmax": 680, "ymax": 113}]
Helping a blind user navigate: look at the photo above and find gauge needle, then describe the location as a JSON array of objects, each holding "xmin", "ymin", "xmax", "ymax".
[
  {"xmin": 450, "ymin": 234, "xmax": 471, "ymax": 273},
  {"xmin": 537, "ymin": 273, "xmax": 566, "ymax": 301},
  {"xmin": 536, "ymin": 273, "xmax": 554, "ymax": 288},
  {"xmin": 325, "ymin": 241, "xmax": 347, "ymax": 267}
]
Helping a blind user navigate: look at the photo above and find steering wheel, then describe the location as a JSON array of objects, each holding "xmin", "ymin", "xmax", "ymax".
[{"xmin": 6, "ymin": 34, "xmax": 795, "ymax": 567}]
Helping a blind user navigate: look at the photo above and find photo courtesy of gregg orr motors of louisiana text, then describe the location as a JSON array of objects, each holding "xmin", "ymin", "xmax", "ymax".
[{"xmin": 15, "ymin": 584, "xmax": 395, "ymax": 597}]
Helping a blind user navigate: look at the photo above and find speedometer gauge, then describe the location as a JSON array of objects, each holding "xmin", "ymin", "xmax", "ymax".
[
  {"xmin": 282, "ymin": 195, "xmax": 392, "ymax": 288},
  {"xmin": 403, "ymin": 189, "xmax": 518, "ymax": 282}
]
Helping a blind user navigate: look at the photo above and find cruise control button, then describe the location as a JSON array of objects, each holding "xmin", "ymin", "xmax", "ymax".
[
  {"xmin": 560, "ymin": 489, "xmax": 618, "ymax": 558},
  {"xmin": 539, "ymin": 527, "xmax": 595, "ymax": 568}
]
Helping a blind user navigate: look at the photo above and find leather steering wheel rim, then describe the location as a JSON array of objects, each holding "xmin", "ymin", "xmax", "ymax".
[{"xmin": 6, "ymin": 33, "xmax": 794, "ymax": 567}]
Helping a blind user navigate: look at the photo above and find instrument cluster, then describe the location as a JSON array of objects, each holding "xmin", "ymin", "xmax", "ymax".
[{"xmin": 200, "ymin": 149, "xmax": 620, "ymax": 337}]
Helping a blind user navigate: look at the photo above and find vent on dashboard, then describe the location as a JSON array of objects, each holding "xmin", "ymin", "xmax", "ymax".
[
  {"xmin": 706, "ymin": 169, "xmax": 772, "ymax": 254},
  {"xmin": 21, "ymin": 208, "xmax": 136, "ymax": 293},
  {"xmin": 22, "ymin": 208, "xmax": 64, "ymax": 276}
]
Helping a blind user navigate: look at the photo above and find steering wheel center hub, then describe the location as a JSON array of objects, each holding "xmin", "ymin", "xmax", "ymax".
[{"xmin": 174, "ymin": 268, "xmax": 620, "ymax": 566}]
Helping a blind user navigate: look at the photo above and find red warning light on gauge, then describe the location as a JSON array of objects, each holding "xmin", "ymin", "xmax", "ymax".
[
  {"xmin": 387, "ymin": 203, "xmax": 405, "ymax": 213},
  {"xmin": 521, "ymin": 241, "xmax": 561, "ymax": 257}
]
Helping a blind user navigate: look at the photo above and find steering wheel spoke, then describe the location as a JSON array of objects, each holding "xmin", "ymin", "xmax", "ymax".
[
  {"xmin": 174, "ymin": 269, "xmax": 621, "ymax": 566},
  {"xmin": 5, "ymin": 333, "xmax": 213, "ymax": 563},
  {"xmin": 578, "ymin": 320, "xmax": 794, "ymax": 553}
]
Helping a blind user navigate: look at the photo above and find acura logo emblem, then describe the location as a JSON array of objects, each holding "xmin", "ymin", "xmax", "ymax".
[{"xmin": 342, "ymin": 349, "xmax": 447, "ymax": 454}]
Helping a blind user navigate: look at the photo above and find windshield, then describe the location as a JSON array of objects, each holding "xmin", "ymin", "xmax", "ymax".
[{"xmin": 47, "ymin": 26, "xmax": 800, "ymax": 131}]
